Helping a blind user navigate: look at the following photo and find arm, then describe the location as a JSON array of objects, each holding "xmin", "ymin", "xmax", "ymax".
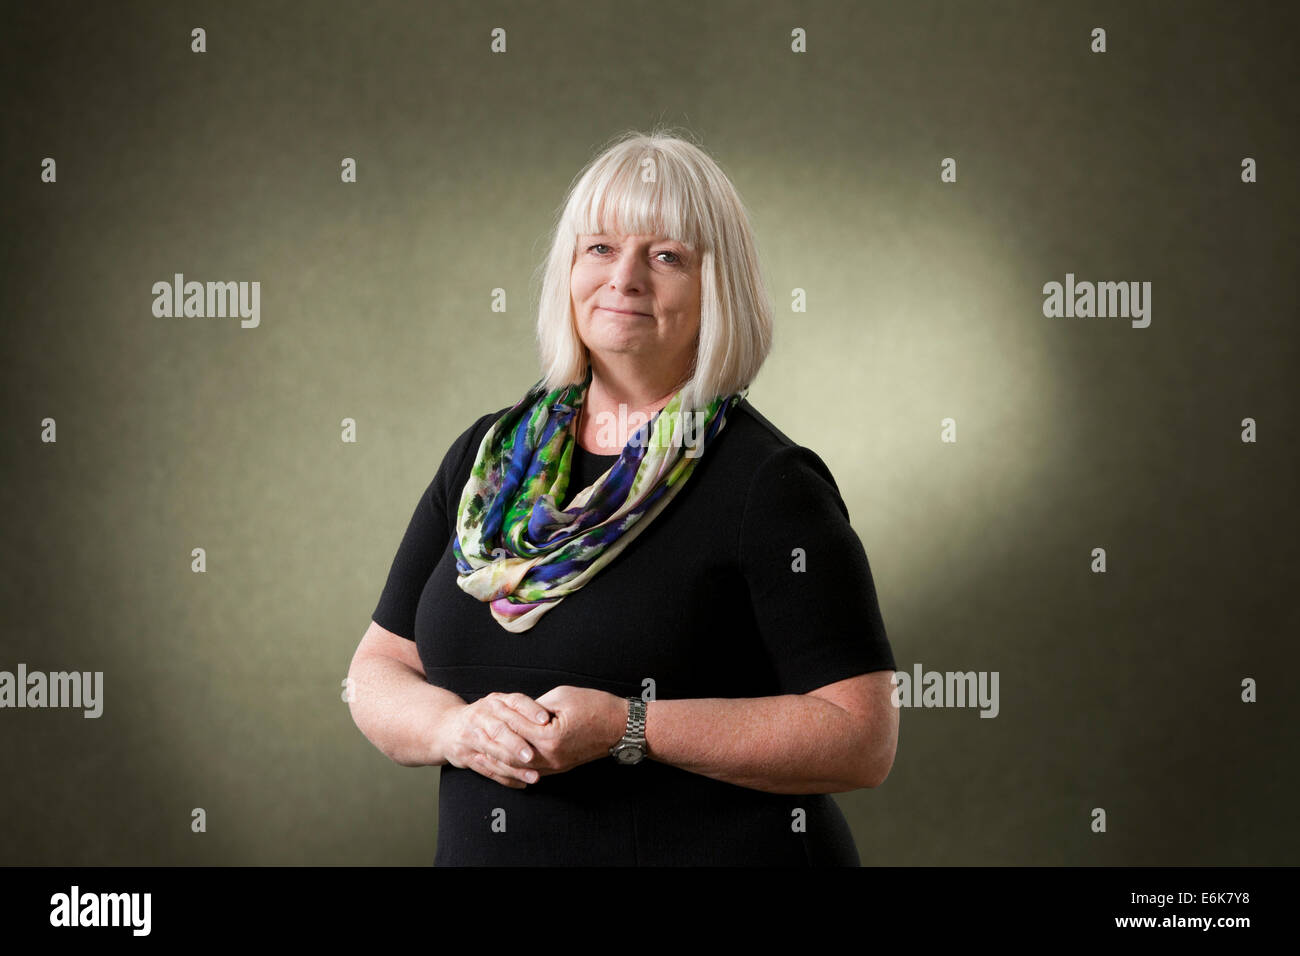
[
  {"xmin": 523, "ymin": 448, "xmax": 900, "ymax": 791},
  {"xmin": 347, "ymin": 620, "xmax": 466, "ymax": 767},
  {"xmin": 356, "ymin": 411, "xmax": 558, "ymax": 776},
  {"xmin": 639, "ymin": 671, "xmax": 898, "ymax": 794},
  {"xmin": 530, "ymin": 671, "xmax": 898, "ymax": 794},
  {"xmin": 348, "ymin": 620, "xmax": 553, "ymax": 786},
  {"xmin": 696, "ymin": 442, "xmax": 898, "ymax": 794}
]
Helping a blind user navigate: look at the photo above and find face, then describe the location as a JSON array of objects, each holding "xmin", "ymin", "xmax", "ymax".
[{"xmin": 570, "ymin": 230, "xmax": 701, "ymax": 379}]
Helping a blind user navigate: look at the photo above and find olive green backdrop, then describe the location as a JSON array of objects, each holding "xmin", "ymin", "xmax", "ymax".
[{"xmin": 2, "ymin": 0, "xmax": 1296, "ymax": 865}]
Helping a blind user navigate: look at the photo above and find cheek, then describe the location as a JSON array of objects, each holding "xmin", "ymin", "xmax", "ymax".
[{"xmin": 571, "ymin": 269, "xmax": 599, "ymax": 301}]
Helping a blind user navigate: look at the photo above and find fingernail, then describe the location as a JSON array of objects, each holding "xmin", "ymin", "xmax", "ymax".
[
  {"xmin": 520, "ymin": 748, "xmax": 532, "ymax": 761},
  {"xmin": 525, "ymin": 771, "xmax": 538, "ymax": 782},
  {"xmin": 536, "ymin": 711, "xmax": 548, "ymax": 723}
]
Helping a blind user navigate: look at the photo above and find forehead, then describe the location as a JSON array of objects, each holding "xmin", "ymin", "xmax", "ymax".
[{"xmin": 580, "ymin": 230, "xmax": 685, "ymax": 242}]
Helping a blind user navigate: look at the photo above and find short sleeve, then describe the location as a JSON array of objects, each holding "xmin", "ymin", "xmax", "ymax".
[
  {"xmin": 370, "ymin": 413, "xmax": 495, "ymax": 640},
  {"xmin": 738, "ymin": 445, "xmax": 896, "ymax": 695}
]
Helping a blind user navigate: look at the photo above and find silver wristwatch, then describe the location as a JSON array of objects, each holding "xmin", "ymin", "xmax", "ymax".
[{"xmin": 609, "ymin": 697, "xmax": 648, "ymax": 764}]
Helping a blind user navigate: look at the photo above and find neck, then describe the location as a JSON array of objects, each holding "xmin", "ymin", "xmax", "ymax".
[{"xmin": 577, "ymin": 355, "xmax": 686, "ymax": 454}]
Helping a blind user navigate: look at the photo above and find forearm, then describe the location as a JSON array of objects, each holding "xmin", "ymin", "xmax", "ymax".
[
  {"xmin": 642, "ymin": 695, "xmax": 877, "ymax": 794},
  {"xmin": 347, "ymin": 653, "xmax": 466, "ymax": 767}
]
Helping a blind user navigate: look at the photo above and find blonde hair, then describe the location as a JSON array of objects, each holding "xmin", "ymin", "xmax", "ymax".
[{"xmin": 533, "ymin": 128, "xmax": 774, "ymax": 412}]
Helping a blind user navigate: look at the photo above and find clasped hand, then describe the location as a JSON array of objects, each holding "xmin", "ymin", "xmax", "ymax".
[{"xmin": 436, "ymin": 685, "xmax": 627, "ymax": 789}]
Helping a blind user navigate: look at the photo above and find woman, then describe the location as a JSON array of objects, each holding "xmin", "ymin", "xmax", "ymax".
[{"xmin": 348, "ymin": 130, "xmax": 898, "ymax": 866}]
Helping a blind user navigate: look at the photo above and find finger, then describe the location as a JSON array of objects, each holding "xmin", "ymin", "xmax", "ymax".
[
  {"xmin": 481, "ymin": 737, "xmax": 541, "ymax": 784},
  {"xmin": 469, "ymin": 753, "xmax": 523, "ymax": 788},
  {"xmin": 487, "ymin": 695, "xmax": 557, "ymax": 747},
  {"xmin": 480, "ymin": 692, "xmax": 549, "ymax": 735},
  {"xmin": 473, "ymin": 718, "xmax": 542, "ymax": 771},
  {"xmin": 501, "ymin": 692, "xmax": 552, "ymax": 726},
  {"xmin": 480, "ymin": 711, "xmax": 546, "ymax": 767},
  {"xmin": 472, "ymin": 751, "xmax": 537, "ymax": 788}
]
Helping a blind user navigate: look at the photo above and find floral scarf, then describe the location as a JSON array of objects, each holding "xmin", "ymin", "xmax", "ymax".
[{"xmin": 452, "ymin": 369, "xmax": 745, "ymax": 632}]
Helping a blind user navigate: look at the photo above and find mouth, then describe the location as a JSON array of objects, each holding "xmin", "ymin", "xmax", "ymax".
[{"xmin": 598, "ymin": 307, "xmax": 651, "ymax": 317}]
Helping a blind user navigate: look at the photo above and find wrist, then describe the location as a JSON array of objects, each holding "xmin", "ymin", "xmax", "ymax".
[
  {"xmin": 427, "ymin": 701, "xmax": 465, "ymax": 767},
  {"xmin": 609, "ymin": 694, "xmax": 630, "ymax": 748},
  {"xmin": 606, "ymin": 694, "xmax": 651, "ymax": 766}
]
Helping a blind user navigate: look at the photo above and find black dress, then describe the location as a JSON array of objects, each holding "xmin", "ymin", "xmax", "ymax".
[{"xmin": 371, "ymin": 398, "xmax": 896, "ymax": 866}]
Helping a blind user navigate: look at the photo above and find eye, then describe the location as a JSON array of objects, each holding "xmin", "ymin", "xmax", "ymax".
[{"xmin": 583, "ymin": 242, "xmax": 685, "ymax": 264}]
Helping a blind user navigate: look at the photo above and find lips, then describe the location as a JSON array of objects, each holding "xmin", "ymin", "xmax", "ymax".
[{"xmin": 599, "ymin": 306, "xmax": 650, "ymax": 316}]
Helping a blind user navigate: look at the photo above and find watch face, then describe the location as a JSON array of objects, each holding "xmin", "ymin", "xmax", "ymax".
[{"xmin": 616, "ymin": 747, "xmax": 643, "ymax": 764}]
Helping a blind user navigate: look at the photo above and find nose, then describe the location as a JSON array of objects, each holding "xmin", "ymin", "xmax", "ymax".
[{"xmin": 607, "ymin": 247, "xmax": 648, "ymax": 295}]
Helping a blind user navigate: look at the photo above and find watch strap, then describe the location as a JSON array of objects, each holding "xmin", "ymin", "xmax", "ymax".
[{"xmin": 625, "ymin": 697, "xmax": 647, "ymax": 740}]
